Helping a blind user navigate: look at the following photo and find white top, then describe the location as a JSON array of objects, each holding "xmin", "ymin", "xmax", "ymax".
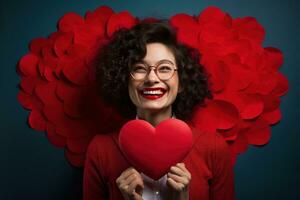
[{"xmin": 141, "ymin": 173, "xmax": 169, "ymax": 200}]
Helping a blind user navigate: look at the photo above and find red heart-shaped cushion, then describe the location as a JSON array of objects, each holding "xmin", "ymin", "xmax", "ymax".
[{"xmin": 119, "ymin": 118, "xmax": 193, "ymax": 180}]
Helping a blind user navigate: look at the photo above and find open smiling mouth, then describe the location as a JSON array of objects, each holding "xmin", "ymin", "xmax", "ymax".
[{"xmin": 139, "ymin": 88, "xmax": 167, "ymax": 100}]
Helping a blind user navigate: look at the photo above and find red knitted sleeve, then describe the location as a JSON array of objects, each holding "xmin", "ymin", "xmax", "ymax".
[
  {"xmin": 209, "ymin": 133, "xmax": 235, "ymax": 200},
  {"xmin": 83, "ymin": 136, "xmax": 108, "ymax": 200}
]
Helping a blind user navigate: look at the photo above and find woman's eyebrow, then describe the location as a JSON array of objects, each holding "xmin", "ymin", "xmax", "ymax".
[
  {"xmin": 158, "ymin": 59, "xmax": 175, "ymax": 65},
  {"xmin": 140, "ymin": 59, "xmax": 175, "ymax": 65}
]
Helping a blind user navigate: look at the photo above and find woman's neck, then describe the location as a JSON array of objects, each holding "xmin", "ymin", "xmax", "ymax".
[{"xmin": 136, "ymin": 107, "xmax": 172, "ymax": 127}]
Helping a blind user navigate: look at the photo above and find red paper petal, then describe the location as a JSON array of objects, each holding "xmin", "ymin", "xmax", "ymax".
[
  {"xmin": 74, "ymin": 25, "xmax": 104, "ymax": 46},
  {"xmin": 244, "ymin": 118, "xmax": 271, "ymax": 145},
  {"xmin": 228, "ymin": 133, "xmax": 248, "ymax": 154},
  {"xmin": 107, "ymin": 11, "xmax": 137, "ymax": 38},
  {"xmin": 218, "ymin": 125, "xmax": 238, "ymax": 141},
  {"xmin": 19, "ymin": 77, "xmax": 38, "ymax": 94},
  {"xmin": 67, "ymin": 44, "xmax": 89, "ymax": 58},
  {"xmin": 272, "ymin": 73, "xmax": 289, "ymax": 97},
  {"xmin": 223, "ymin": 39, "xmax": 252, "ymax": 62},
  {"xmin": 66, "ymin": 137, "xmax": 92, "ymax": 154},
  {"xmin": 28, "ymin": 110, "xmax": 46, "ymax": 131},
  {"xmin": 197, "ymin": 6, "xmax": 226, "ymax": 25},
  {"xmin": 35, "ymin": 82, "xmax": 59, "ymax": 105},
  {"xmin": 264, "ymin": 47, "xmax": 283, "ymax": 71},
  {"xmin": 56, "ymin": 119, "xmax": 93, "ymax": 139},
  {"xmin": 170, "ymin": 13, "xmax": 201, "ymax": 47},
  {"xmin": 29, "ymin": 38, "xmax": 49, "ymax": 55},
  {"xmin": 198, "ymin": 15, "xmax": 233, "ymax": 46},
  {"xmin": 259, "ymin": 73, "xmax": 277, "ymax": 95},
  {"xmin": 207, "ymin": 60, "xmax": 230, "ymax": 92},
  {"xmin": 215, "ymin": 100, "xmax": 240, "ymax": 130},
  {"xmin": 18, "ymin": 54, "xmax": 39, "ymax": 77},
  {"xmin": 46, "ymin": 123, "xmax": 66, "ymax": 148},
  {"xmin": 65, "ymin": 150, "xmax": 85, "ymax": 167},
  {"xmin": 37, "ymin": 61, "xmax": 46, "ymax": 79},
  {"xmin": 56, "ymin": 81, "xmax": 79, "ymax": 102},
  {"xmin": 41, "ymin": 46, "xmax": 58, "ymax": 68},
  {"xmin": 233, "ymin": 17, "xmax": 265, "ymax": 44},
  {"xmin": 240, "ymin": 94, "xmax": 264, "ymax": 119},
  {"xmin": 245, "ymin": 71, "xmax": 278, "ymax": 95},
  {"xmin": 43, "ymin": 67, "xmax": 56, "ymax": 82},
  {"xmin": 262, "ymin": 109, "xmax": 281, "ymax": 125},
  {"xmin": 59, "ymin": 85, "xmax": 87, "ymax": 118},
  {"xmin": 262, "ymin": 94, "xmax": 280, "ymax": 112},
  {"xmin": 224, "ymin": 56, "xmax": 253, "ymax": 91},
  {"xmin": 192, "ymin": 100, "xmax": 239, "ymax": 131},
  {"xmin": 62, "ymin": 60, "xmax": 89, "ymax": 85},
  {"xmin": 58, "ymin": 12, "xmax": 85, "ymax": 32},
  {"xmin": 85, "ymin": 6, "xmax": 114, "ymax": 25},
  {"xmin": 54, "ymin": 32, "xmax": 73, "ymax": 58},
  {"xmin": 43, "ymin": 104, "xmax": 64, "ymax": 128},
  {"xmin": 176, "ymin": 29, "xmax": 200, "ymax": 49},
  {"xmin": 63, "ymin": 100, "xmax": 83, "ymax": 118},
  {"xmin": 17, "ymin": 91, "xmax": 33, "ymax": 110},
  {"xmin": 170, "ymin": 13, "xmax": 197, "ymax": 29}
]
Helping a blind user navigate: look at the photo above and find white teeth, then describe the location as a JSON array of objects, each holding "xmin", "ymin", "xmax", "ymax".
[{"xmin": 143, "ymin": 90, "xmax": 163, "ymax": 95}]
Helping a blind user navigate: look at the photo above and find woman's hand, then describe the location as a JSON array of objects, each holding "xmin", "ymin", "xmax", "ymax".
[
  {"xmin": 116, "ymin": 167, "xmax": 144, "ymax": 200},
  {"xmin": 167, "ymin": 163, "xmax": 191, "ymax": 200}
]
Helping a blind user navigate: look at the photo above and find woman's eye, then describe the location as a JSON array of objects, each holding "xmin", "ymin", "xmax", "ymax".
[
  {"xmin": 133, "ymin": 66, "xmax": 147, "ymax": 73},
  {"xmin": 158, "ymin": 66, "xmax": 172, "ymax": 72}
]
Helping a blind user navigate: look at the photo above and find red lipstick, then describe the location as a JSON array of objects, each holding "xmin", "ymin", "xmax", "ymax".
[{"xmin": 139, "ymin": 87, "xmax": 166, "ymax": 100}]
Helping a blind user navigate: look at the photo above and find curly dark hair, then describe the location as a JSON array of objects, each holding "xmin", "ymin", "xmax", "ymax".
[{"xmin": 96, "ymin": 21, "xmax": 212, "ymax": 121}]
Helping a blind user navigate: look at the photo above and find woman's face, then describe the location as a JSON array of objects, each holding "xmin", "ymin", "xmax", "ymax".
[{"xmin": 128, "ymin": 43, "xmax": 180, "ymax": 113}]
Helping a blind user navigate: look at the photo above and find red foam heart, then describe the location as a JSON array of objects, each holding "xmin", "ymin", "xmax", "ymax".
[{"xmin": 119, "ymin": 119, "xmax": 193, "ymax": 180}]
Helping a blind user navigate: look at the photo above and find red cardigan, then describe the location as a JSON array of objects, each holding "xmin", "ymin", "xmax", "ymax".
[{"xmin": 83, "ymin": 127, "xmax": 235, "ymax": 200}]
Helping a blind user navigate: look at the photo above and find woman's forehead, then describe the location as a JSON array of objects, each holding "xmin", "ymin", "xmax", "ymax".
[{"xmin": 142, "ymin": 43, "xmax": 176, "ymax": 64}]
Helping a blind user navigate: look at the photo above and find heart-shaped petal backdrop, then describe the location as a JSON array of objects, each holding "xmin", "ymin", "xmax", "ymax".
[{"xmin": 17, "ymin": 6, "xmax": 288, "ymax": 167}]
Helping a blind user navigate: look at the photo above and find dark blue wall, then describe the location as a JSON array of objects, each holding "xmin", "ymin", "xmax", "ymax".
[{"xmin": 1, "ymin": 0, "xmax": 299, "ymax": 199}]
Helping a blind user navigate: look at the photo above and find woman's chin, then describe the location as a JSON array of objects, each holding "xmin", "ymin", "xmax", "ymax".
[
  {"xmin": 138, "ymin": 102, "xmax": 172, "ymax": 113},
  {"xmin": 140, "ymin": 105, "xmax": 165, "ymax": 112}
]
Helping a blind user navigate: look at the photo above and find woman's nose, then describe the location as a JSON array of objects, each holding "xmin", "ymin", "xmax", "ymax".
[{"xmin": 145, "ymin": 68, "xmax": 159, "ymax": 83}]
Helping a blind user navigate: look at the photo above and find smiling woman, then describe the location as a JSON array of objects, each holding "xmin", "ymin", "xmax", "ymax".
[
  {"xmin": 83, "ymin": 21, "xmax": 234, "ymax": 200},
  {"xmin": 97, "ymin": 21, "xmax": 211, "ymax": 121},
  {"xmin": 128, "ymin": 43, "xmax": 180, "ymax": 125}
]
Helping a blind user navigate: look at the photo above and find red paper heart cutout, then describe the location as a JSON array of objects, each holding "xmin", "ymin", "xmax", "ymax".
[{"xmin": 119, "ymin": 119, "xmax": 193, "ymax": 180}]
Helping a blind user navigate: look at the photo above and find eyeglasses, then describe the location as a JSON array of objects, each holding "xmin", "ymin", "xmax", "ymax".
[{"xmin": 130, "ymin": 61, "xmax": 178, "ymax": 81}]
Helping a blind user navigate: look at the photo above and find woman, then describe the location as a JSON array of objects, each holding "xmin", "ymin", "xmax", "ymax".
[{"xmin": 83, "ymin": 21, "xmax": 234, "ymax": 200}]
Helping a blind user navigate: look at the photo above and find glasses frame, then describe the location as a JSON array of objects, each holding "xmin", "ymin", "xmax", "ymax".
[{"xmin": 130, "ymin": 62, "xmax": 178, "ymax": 81}]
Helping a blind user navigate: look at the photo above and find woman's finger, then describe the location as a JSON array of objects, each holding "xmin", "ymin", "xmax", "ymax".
[
  {"xmin": 167, "ymin": 173, "xmax": 189, "ymax": 185},
  {"xmin": 116, "ymin": 167, "xmax": 137, "ymax": 185},
  {"xmin": 170, "ymin": 166, "xmax": 185, "ymax": 176},
  {"xmin": 167, "ymin": 177, "xmax": 185, "ymax": 191},
  {"xmin": 177, "ymin": 163, "xmax": 191, "ymax": 180},
  {"xmin": 176, "ymin": 163, "xmax": 187, "ymax": 171},
  {"xmin": 170, "ymin": 164, "xmax": 191, "ymax": 180},
  {"xmin": 125, "ymin": 173, "xmax": 140, "ymax": 185},
  {"xmin": 119, "ymin": 182, "xmax": 130, "ymax": 193},
  {"xmin": 127, "ymin": 177, "xmax": 144, "ymax": 194},
  {"xmin": 122, "ymin": 167, "xmax": 138, "ymax": 178}
]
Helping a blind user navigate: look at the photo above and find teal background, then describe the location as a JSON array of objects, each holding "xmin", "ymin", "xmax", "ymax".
[{"xmin": 0, "ymin": 0, "xmax": 299, "ymax": 199}]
